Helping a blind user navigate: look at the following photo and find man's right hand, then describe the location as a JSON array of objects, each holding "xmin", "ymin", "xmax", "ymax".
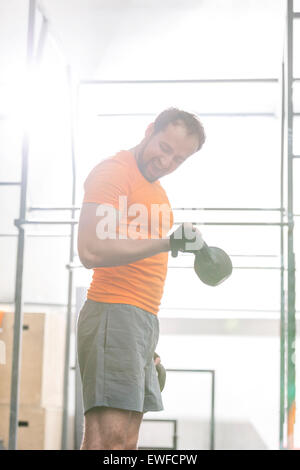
[{"xmin": 169, "ymin": 222, "xmax": 204, "ymax": 257}]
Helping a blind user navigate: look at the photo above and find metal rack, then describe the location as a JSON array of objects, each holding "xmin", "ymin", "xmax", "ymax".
[
  {"xmin": 138, "ymin": 419, "xmax": 178, "ymax": 450},
  {"xmin": 2, "ymin": 0, "xmax": 297, "ymax": 450},
  {"xmin": 165, "ymin": 369, "xmax": 215, "ymax": 450},
  {"xmin": 284, "ymin": 0, "xmax": 297, "ymax": 450}
]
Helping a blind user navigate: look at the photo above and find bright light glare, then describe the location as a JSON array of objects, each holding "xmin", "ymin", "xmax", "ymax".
[{"xmin": 7, "ymin": 63, "xmax": 69, "ymax": 139}]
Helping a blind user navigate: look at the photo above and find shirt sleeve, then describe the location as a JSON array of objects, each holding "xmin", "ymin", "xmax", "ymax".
[{"xmin": 82, "ymin": 159, "xmax": 130, "ymax": 210}]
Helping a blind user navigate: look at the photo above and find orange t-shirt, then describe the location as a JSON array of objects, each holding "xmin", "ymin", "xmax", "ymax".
[{"xmin": 82, "ymin": 150, "xmax": 174, "ymax": 315}]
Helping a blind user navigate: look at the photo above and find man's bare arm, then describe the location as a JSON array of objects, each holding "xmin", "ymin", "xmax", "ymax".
[{"xmin": 77, "ymin": 203, "xmax": 170, "ymax": 269}]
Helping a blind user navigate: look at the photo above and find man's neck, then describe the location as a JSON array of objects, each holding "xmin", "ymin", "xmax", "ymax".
[{"xmin": 128, "ymin": 145, "xmax": 139, "ymax": 162}]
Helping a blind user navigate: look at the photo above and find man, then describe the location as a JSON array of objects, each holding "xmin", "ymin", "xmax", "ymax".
[{"xmin": 77, "ymin": 108, "xmax": 206, "ymax": 450}]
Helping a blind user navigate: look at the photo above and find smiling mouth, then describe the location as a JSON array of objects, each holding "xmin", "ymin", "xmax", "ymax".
[
  {"xmin": 152, "ymin": 162, "xmax": 160, "ymax": 172},
  {"xmin": 151, "ymin": 159, "xmax": 165, "ymax": 172},
  {"xmin": 144, "ymin": 159, "xmax": 169, "ymax": 181}
]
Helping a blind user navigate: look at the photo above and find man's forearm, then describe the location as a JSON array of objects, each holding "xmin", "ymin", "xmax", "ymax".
[{"xmin": 85, "ymin": 237, "xmax": 171, "ymax": 268}]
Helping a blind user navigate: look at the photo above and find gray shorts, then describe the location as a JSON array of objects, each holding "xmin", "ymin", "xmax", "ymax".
[{"xmin": 76, "ymin": 299, "xmax": 163, "ymax": 415}]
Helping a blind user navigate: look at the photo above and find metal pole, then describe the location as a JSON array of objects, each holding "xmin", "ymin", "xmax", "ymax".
[
  {"xmin": 170, "ymin": 266, "xmax": 281, "ymax": 270},
  {"xmin": 0, "ymin": 233, "xmax": 71, "ymax": 238},
  {"xmin": 173, "ymin": 420, "xmax": 178, "ymax": 450},
  {"xmin": 61, "ymin": 66, "xmax": 77, "ymax": 450},
  {"xmin": 8, "ymin": 0, "xmax": 36, "ymax": 450},
  {"xmin": 14, "ymin": 219, "xmax": 289, "ymax": 227},
  {"xmin": 81, "ymin": 78, "xmax": 279, "ymax": 85},
  {"xmin": 35, "ymin": 16, "xmax": 48, "ymax": 64},
  {"xmin": 27, "ymin": 206, "xmax": 283, "ymax": 212},
  {"xmin": 279, "ymin": 60, "xmax": 286, "ymax": 450},
  {"xmin": 28, "ymin": 206, "xmax": 81, "ymax": 211},
  {"xmin": 286, "ymin": 0, "xmax": 296, "ymax": 450},
  {"xmin": 15, "ymin": 219, "xmax": 78, "ymax": 225},
  {"xmin": 174, "ymin": 222, "xmax": 287, "ymax": 226},
  {"xmin": 171, "ymin": 207, "xmax": 283, "ymax": 211},
  {"xmin": 97, "ymin": 112, "xmax": 276, "ymax": 118},
  {"xmin": 67, "ymin": 263, "xmax": 283, "ymax": 271},
  {"xmin": 210, "ymin": 371, "xmax": 215, "ymax": 451}
]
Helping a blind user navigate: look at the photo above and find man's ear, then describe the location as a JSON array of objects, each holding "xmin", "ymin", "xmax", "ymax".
[{"xmin": 145, "ymin": 122, "xmax": 155, "ymax": 138}]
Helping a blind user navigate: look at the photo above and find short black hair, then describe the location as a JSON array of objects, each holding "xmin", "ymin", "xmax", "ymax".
[{"xmin": 153, "ymin": 108, "xmax": 206, "ymax": 151}]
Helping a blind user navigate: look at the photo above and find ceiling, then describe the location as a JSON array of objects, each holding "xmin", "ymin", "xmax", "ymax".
[
  {"xmin": 0, "ymin": 0, "xmax": 292, "ymax": 84},
  {"xmin": 37, "ymin": 0, "xmax": 286, "ymax": 80}
]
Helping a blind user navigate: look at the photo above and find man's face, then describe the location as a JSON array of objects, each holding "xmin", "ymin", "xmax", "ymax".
[{"xmin": 135, "ymin": 122, "xmax": 200, "ymax": 182}]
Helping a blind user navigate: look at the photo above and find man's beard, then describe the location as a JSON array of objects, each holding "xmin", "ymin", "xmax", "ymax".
[{"xmin": 135, "ymin": 140, "xmax": 157, "ymax": 183}]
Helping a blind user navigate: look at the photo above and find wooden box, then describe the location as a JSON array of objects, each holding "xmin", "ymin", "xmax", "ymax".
[
  {"xmin": 0, "ymin": 404, "xmax": 63, "ymax": 450},
  {"xmin": 0, "ymin": 312, "xmax": 66, "ymax": 407}
]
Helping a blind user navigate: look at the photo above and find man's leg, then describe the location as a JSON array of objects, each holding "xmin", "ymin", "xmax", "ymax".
[
  {"xmin": 81, "ymin": 406, "xmax": 132, "ymax": 450},
  {"xmin": 124, "ymin": 411, "xmax": 144, "ymax": 450},
  {"xmin": 80, "ymin": 406, "xmax": 143, "ymax": 450}
]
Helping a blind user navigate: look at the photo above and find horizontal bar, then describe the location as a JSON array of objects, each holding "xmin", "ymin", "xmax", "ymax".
[
  {"xmin": 29, "ymin": 234, "xmax": 71, "ymax": 238},
  {"xmin": 81, "ymin": 78, "xmax": 279, "ymax": 85},
  {"xmin": 143, "ymin": 419, "xmax": 177, "ymax": 423},
  {"xmin": 15, "ymin": 219, "xmax": 78, "ymax": 226},
  {"xmin": 235, "ymin": 266, "xmax": 282, "ymax": 270},
  {"xmin": 179, "ymin": 253, "xmax": 278, "ymax": 257},
  {"xmin": 14, "ymin": 219, "xmax": 288, "ymax": 227},
  {"xmin": 0, "ymin": 182, "xmax": 21, "ymax": 186},
  {"xmin": 66, "ymin": 264, "xmax": 82, "ymax": 269},
  {"xmin": 166, "ymin": 368, "xmax": 215, "ymax": 373},
  {"xmin": 26, "ymin": 301, "xmax": 72, "ymax": 308},
  {"xmin": 0, "ymin": 234, "xmax": 18, "ymax": 237},
  {"xmin": 160, "ymin": 307, "xmax": 282, "ymax": 312},
  {"xmin": 293, "ymin": 155, "xmax": 300, "ymax": 158},
  {"xmin": 294, "ymin": 12, "xmax": 300, "ymax": 18},
  {"xmin": 29, "ymin": 206, "xmax": 81, "ymax": 211},
  {"xmin": 174, "ymin": 222, "xmax": 287, "ymax": 226},
  {"xmin": 66, "ymin": 263, "xmax": 282, "ymax": 271},
  {"xmin": 169, "ymin": 266, "xmax": 282, "ymax": 270},
  {"xmin": 230, "ymin": 254, "xmax": 278, "ymax": 257},
  {"xmin": 98, "ymin": 112, "xmax": 276, "ymax": 118},
  {"xmin": 28, "ymin": 205, "xmax": 284, "ymax": 212},
  {"xmin": 2, "ymin": 301, "xmax": 297, "ymax": 314},
  {"xmin": 173, "ymin": 207, "xmax": 283, "ymax": 211},
  {"xmin": 0, "ymin": 233, "xmax": 71, "ymax": 238}
]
